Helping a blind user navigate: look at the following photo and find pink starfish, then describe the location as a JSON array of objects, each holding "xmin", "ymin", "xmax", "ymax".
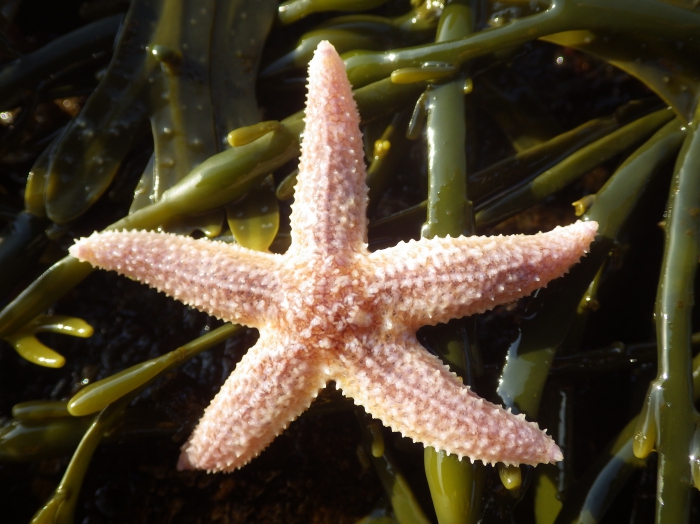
[{"xmin": 70, "ymin": 42, "xmax": 597, "ymax": 472}]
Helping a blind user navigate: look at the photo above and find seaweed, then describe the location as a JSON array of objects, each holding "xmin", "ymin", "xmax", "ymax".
[{"xmin": 0, "ymin": 0, "xmax": 699, "ymax": 522}]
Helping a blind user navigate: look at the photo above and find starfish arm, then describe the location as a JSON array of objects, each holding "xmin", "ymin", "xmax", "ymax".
[
  {"xmin": 367, "ymin": 221, "xmax": 598, "ymax": 330},
  {"xmin": 69, "ymin": 230, "xmax": 281, "ymax": 328},
  {"xmin": 333, "ymin": 334, "xmax": 562, "ymax": 466},
  {"xmin": 177, "ymin": 333, "xmax": 329, "ymax": 472},
  {"xmin": 288, "ymin": 41, "xmax": 369, "ymax": 257}
]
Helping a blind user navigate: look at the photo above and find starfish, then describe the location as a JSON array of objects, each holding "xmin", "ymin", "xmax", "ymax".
[{"xmin": 70, "ymin": 41, "xmax": 597, "ymax": 472}]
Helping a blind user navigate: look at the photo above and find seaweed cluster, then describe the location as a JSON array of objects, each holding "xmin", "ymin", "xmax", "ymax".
[{"xmin": 0, "ymin": 0, "xmax": 699, "ymax": 522}]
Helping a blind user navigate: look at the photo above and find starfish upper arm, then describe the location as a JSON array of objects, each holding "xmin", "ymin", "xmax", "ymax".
[
  {"xmin": 367, "ymin": 221, "xmax": 598, "ymax": 330},
  {"xmin": 70, "ymin": 230, "xmax": 282, "ymax": 328}
]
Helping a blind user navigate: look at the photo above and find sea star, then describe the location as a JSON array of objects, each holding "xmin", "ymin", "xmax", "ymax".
[{"xmin": 70, "ymin": 41, "xmax": 598, "ymax": 472}]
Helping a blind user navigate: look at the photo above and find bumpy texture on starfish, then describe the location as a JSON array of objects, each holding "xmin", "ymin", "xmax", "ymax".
[{"xmin": 70, "ymin": 42, "xmax": 598, "ymax": 472}]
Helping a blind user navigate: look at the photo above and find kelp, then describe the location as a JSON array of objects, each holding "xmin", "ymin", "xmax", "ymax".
[
  {"xmin": 419, "ymin": 4, "xmax": 483, "ymax": 524},
  {"xmin": 0, "ymin": 0, "xmax": 699, "ymax": 522}
]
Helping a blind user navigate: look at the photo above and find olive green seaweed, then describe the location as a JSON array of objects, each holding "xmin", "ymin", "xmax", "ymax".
[
  {"xmin": 3, "ymin": 315, "xmax": 93, "ymax": 368},
  {"xmin": 367, "ymin": 100, "xmax": 670, "ymax": 245},
  {"xmin": 543, "ymin": 30, "xmax": 700, "ymax": 123},
  {"xmin": 43, "ymin": 0, "xmax": 279, "ymax": 231},
  {"xmin": 278, "ymin": 0, "xmax": 392, "ymax": 25},
  {"xmin": 357, "ymin": 417, "xmax": 432, "ymax": 524},
  {"xmin": 9, "ymin": 324, "xmax": 241, "ymax": 522},
  {"xmin": 41, "ymin": 0, "xmax": 157, "ymax": 224},
  {"xmin": 12, "ymin": 400, "xmax": 72, "ymax": 420},
  {"xmin": 418, "ymin": 3, "xmax": 487, "ymax": 524},
  {"xmin": 553, "ymin": 339, "xmax": 700, "ymax": 523},
  {"xmin": 365, "ymin": 110, "xmax": 412, "ymax": 216},
  {"xmin": 498, "ymin": 116, "xmax": 686, "ymax": 419},
  {"xmin": 468, "ymin": 98, "xmax": 661, "ymax": 206},
  {"xmin": 343, "ymin": 0, "xmax": 700, "ymax": 89},
  {"xmin": 226, "ymin": 174, "xmax": 280, "ymax": 251},
  {"xmin": 2, "ymin": 0, "xmax": 700, "ymax": 522},
  {"xmin": 0, "ymin": 399, "xmax": 179, "ymax": 463},
  {"xmin": 632, "ymin": 92, "xmax": 700, "ymax": 523},
  {"xmin": 30, "ymin": 392, "xmax": 143, "ymax": 524},
  {"xmin": 261, "ymin": 10, "xmax": 440, "ymax": 77},
  {"xmin": 498, "ymin": 116, "xmax": 688, "ymax": 523},
  {"xmin": 0, "ymin": 402, "xmax": 93, "ymax": 462},
  {"xmin": 390, "ymin": 64, "xmax": 457, "ymax": 85},
  {"xmin": 0, "ymin": 15, "xmax": 122, "ymax": 112},
  {"xmin": 0, "ymin": 324, "xmax": 240, "ymax": 472},
  {"xmin": 67, "ymin": 323, "xmax": 242, "ymax": 416},
  {"xmin": 475, "ymin": 107, "xmax": 674, "ymax": 229}
]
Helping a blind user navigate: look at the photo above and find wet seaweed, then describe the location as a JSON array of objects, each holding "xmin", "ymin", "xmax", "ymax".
[{"xmin": 1, "ymin": 0, "xmax": 699, "ymax": 522}]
